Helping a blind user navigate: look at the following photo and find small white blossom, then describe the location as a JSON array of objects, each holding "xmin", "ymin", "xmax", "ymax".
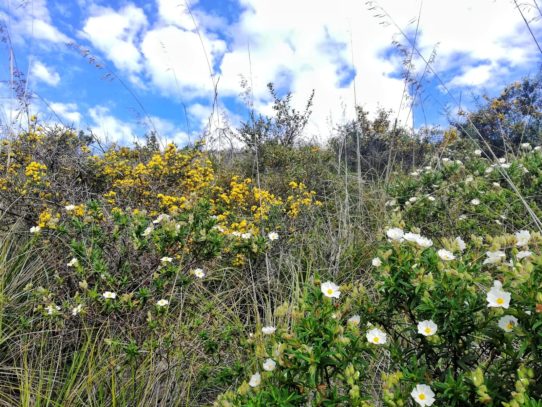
[
  {"xmin": 67, "ymin": 258, "xmax": 79, "ymax": 267},
  {"xmin": 520, "ymin": 142, "xmax": 531, "ymax": 150},
  {"xmin": 515, "ymin": 230, "xmax": 531, "ymax": 247},
  {"xmin": 474, "ymin": 149, "xmax": 482, "ymax": 156},
  {"xmin": 142, "ymin": 226, "xmax": 154, "ymax": 237},
  {"xmin": 156, "ymin": 299, "xmax": 169, "ymax": 307},
  {"xmin": 366, "ymin": 327, "xmax": 387, "ymax": 345},
  {"xmin": 267, "ymin": 231, "xmax": 279, "ymax": 241},
  {"xmin": 241, "ymin": 232, "xmax": 252, "ymax": 239},
  {"xmin": 386, "ymin": 227, "xmax": 404, "ymax": 241},
  {"xmin": 409, "ymin": 197, "xmax": 418, "ymax": 203},
  {"xmin": 65, "ymin": 204, "xmax": 76, "ymax": 211},
  {"xmin": 487, "ymin": 285, "xmax": 511, "ymax": 308},
  {"xmin": 372, "ymin": 257, "xmax": 382, "ymax": 267},
  {"xmin": 465, "ymin": 175, "xmax": 474, "ymax": 183},
  {"xmin": 470, "ymin": 198, "xmax": 481, "ymax": 206},
  {"xmin": 103, "ymin": 291, "xmax": 116, "ymax": 300},
  {"xmin": 30, "ymin": 226, "xmax": 41, "ymax": 234},
  {"xmin": 193, "ymin": 268, "xmax": 205, "ymax": 278},
  {"xmin": 347, "ymin": 315, "xmax": 361, "ymax": 325},
  {"xmin": 483, "ymin": 250, "xmax": 506, "ymax": 265},
  {"xmin": 411, "ymin": 384, "xmax": 435, "ymax": 406},
  {"xmin": 404, "ymin": 232, "xmax": 421, "ymax": 242},
  {"xmin": 427, "ymin": 196, "xmax": 436, "ymax": 202},
  {"xmin": 262, "ymin": 326, "xmax": 276, "ymax": 335},
  {"xmin": 437, "ymin": 249, "xmax": 455, "ymax": 261},
  {"xmin": 416, "ymin": 236, "xmax": 433, "ymax": 248},
  {"xmin": 417, "ymin": 320, "xmax": 438, "ymax": 336},
  {"xmin": 498, "ymin": 315, "xmax": 518, "ymax": 332},
  {"xmin": 498, "ymin": 157, "xmax": 507, "ymax": 164},
  {"xmin": 459, "ymin": 214, "xmax": 467, "ymax": 220},
  {"xmin": 153, "ymin": 214, "xmax": 170, "ymax": 224},
  {"xmin": 535, "ymin": 146, "xmax": 541, "ymax": 151},
  {"xmin": 72, "ymin": 304, "xmax": 83, "ymax": 316},
  {"xmin": 160, "ymin": 256, "xmax": 173, "ymax": 263},
  {"xmin": 516, "ymin": 250, "xmax": 532, "ymax": 259},
  {"xmin": 262, "ymin": 358, "xmax": 277, "ymax": 372},
  {"xmin": 46, "ymin": 304, "xmax": 61, "ymax": 315},
  {"xmin": 248, "ymin": 372, "xmax": 261, "ymax": 387},
  {"xmin": 455, "ymin": 236, "xmax": 466, "ymax": 252},
  {"xmin": 321, "ymin": 281, "xmax": 341, "ymax": 298}
]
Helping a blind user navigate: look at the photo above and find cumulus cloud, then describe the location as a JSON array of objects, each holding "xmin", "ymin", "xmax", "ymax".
[
  {"xmin": 31, "ymin": 60, "xmax": 61, "ymax": 86},
  {"xmin": 0, "ymin": 0, "xmax": 69, "ymax": 44},
  {"xmin": 88, "ymin": 105, "xmax": 139, "ymax": 143},
  {"xmin": 48, "ymin": 102, "xmax": 81, "ymax": 124},
  {"xmin": 81, "ymin": 4, "xmax": 148, "ymax": 73}
]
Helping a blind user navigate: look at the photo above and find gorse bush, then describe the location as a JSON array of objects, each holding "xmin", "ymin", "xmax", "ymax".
[{"xmin": 216, "ymin": 227, "xmax": 542, "ymax": 406}]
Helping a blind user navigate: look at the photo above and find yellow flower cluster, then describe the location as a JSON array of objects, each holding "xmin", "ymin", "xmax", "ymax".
[
  {"xmin": 25, "ymin": 161, "xmax": 47, "ymax": 182},
  {"xmin": 286, "ymin": 181, "xmax": 321, "ymax": 218},
  {"xmin": 38, "ymin": 208, "xmax": 60, "ymax": 229}
]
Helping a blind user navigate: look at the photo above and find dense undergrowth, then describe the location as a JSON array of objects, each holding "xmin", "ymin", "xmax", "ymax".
[{"xmin": 1, "ymin": 81, "xmax": 542, "ymax": 406}]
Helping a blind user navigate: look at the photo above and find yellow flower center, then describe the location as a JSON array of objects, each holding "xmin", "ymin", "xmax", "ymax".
[
  {"xmin": 424, "ymin": 327, "xmax": 432, "ymax": 334},
  {"xmin": 497, "ymin": 298, "xmax": 504, "ymax": 305},
  {"xmin": 373, "ymin": 337, "xmax": 379, "ymax": 343},
  {"xmin": 327, "ymin": 289, "xmax": 333, "ymax": 295},
  {"xmin": 419, "ymin": 394, "xmax": 426, "ymax": 400},
  {"xmin": 507, "ymin": 322, "xmax": 514, "ymax": 330}
]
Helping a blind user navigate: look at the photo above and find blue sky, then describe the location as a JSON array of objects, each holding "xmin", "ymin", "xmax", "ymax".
[{"xmin": 0, "ymin": 0, "xmax": 540, "ymax": 146}]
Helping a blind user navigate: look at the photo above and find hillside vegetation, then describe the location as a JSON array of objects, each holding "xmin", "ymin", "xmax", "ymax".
[{"xmin": 0, "ymin": 79, "xmax": 541, "ymax": 406}]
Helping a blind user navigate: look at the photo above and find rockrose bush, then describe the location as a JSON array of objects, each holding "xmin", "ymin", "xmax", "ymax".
[{"xmin": 216, "ymin": 227, "xmax": 542, "ymax": 406}]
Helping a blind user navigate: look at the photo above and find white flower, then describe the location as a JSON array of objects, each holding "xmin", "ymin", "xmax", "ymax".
[
  {"xmin": 268, "ymin": 231, "xmax": 279, "ymax": 241},
  {"xmin": 416, "ymin": 236, "xmax": 433, "ymax": 248},
  {"xmin": 46, "ymin": 304, "xmax": 61, "ymax": 315},
  {"xmin": 67, "ymin": 258, "xmax": 79, "ymax": 267},
  {"xmin": 535, "ymin": 146, "xmax": 541, "ymax": 151},
  {"xmin": 458, "ymin": 214, "xmax": 467, "ymax": 220},
  {"xmin": 498, "ymin": 315, "xmax": 518, "ymax": 332},
  {"xmin": 156, "ymin": 299, "xmax": 169, "ymax": 307},
  {"xmin": 442, "ymin": 157, "xmax": 451, "ymax": 163},
  {"xmin": 500, "ymin": 163, "xmax": 511, "ymax": 169},
  {"xmin": 498, "ymin": 157, "xmax": 507, "ymax": 164},
  {"xmin": 427, "ymin": 196, "xmax": 436, "ymax": 202},
  {"xmin": 142, "ymin": 226, "xmax": 153, "ymax": 237},
  {"xmin": 262, "ymin": 326, "xmax": 276, "ymax": 335},
  {"xmin": 404, "ymin": 232, "xmax": 421, "ymax": 242},
  {"xmin": 417, "ymin": 320, "xmax": 438, "ymax": 336},
  {"xmin": 474, "ymin": 149, "xmax": 482, "ymax": 156},
  {"xmin": 485, "ymin": 166, "xmax": 494, "ymax": 174},
  {"xmin": 30, "ymin": 226, "xmax": 41, "ymax": 234},
  {"xmin": 492, "ymin": 182, "xmax": 501, "ymax": 188},
  {"xmin": 262, "ymin": 358, "xmax": 276, "ymax": 372},
  {"xmin": 241, "ymin": 232, "xmax": 252, "ymax": 239},
  {"xmin": 470, "ymin": 198, "xmax": 481, "ymax": 206},
  {"xmin": 193, "ymin": 268, "xmax": 205, "ymax": 278},
  {"xmin": 321, "ymin": 281, "xmax": 341, "ymax": 298},
  {"xmin": 492, "ymin": 280, "xmax": 503, "ymax": 289},
  {"xmin": 65, "ymin": 204, "xmax": 76, "ymax": 211},
  {"xmin": 386, "ymin": 227, "xmax": 404, "ymax": 241},
  {"xmin": 366, "ymin": 327, "xmax": 387, "ymax": 345},
  {"xmin": 487, "ymin": 286, "xmax": 511, "ymax": 308},
  {"xmin": 153, "ymin": 214, "xmax": 170, "ymax": 224},
  {"xmin": 372, "ymin": 257, "xmax": 382, "ymax": 267},
  {"xmin": 409, "ymin": 197, "xmax": 418, "ymax": 203},
  {"xmin": 516, "ymin": 250, "xmax": 532, "ymax": 259},
  {"xmin": 483, "ymin": 250, "xmax": 506, "ymax": 265},
  {"xmin": 231, "ymin": 231, "xmax": 241, "ymax": 237},
  {"xmin": 437, "ymin": 249, "xmax": 455, "ymax": 261},
  {"xmin": 455, "ymin": 236, "xmax": 466, "ymax": 252},
  {"xmin": 465, "ymin": 175, "xmax": 474, "ymax": 183},
  {"xmin": 515, "ymin": 230, "xmax": 531, "ymax": 247},
  {"xmin": 72, "ymin": 304, "xmax": 83, "ymax": 316},
  {"xmin": 161, "ymin": 256, "xmax": 173, "ymax": 263},
  {"xmin": 103, "ymin": 291, "xmax": 116, "ymax": 300},
  {"xmin": 347, "ymin": 315, "xmax": 361, "ymax": 325},
  {"xmin": 411, "ymin": 384, "xmax": 435, "ymax": 406},
  {"xmin": 248, "ymin": 372, "xmax": 261, "ymax": 387},
  {"xmin": 455, "ymin": 159, "xmax": 463, "ymax": 165},
  {"xmin": 521, "ymin": 142, "xmax": 531, "ymax": 150}
]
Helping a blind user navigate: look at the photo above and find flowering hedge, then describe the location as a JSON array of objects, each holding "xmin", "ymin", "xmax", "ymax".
[{"xmin": 216, "ymin": 227, "xmax": 542, "ymax": 406}]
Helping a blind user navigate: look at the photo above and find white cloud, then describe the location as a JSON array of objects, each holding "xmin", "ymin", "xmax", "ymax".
[
  {"xmin": 140, "ymin": 25, "xmax": 226, "ymax": 98},
  {"xmin": 87, "ymin": 105, "xmax": 139, "ymax": 144},
  {"xmin": 48, "ymin": 102, "xmax": 81, "ymax": 124},
  {"xmin": 82, "ymin": 4, "xmax": 147, "ymax": 72},
  {"xmin": 31, "ymin": 60, "xmax": 61, "ymax": 86},
  {"xmin": 0, "ymin": 0, "xmax": 69, "ymax": 44}
]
